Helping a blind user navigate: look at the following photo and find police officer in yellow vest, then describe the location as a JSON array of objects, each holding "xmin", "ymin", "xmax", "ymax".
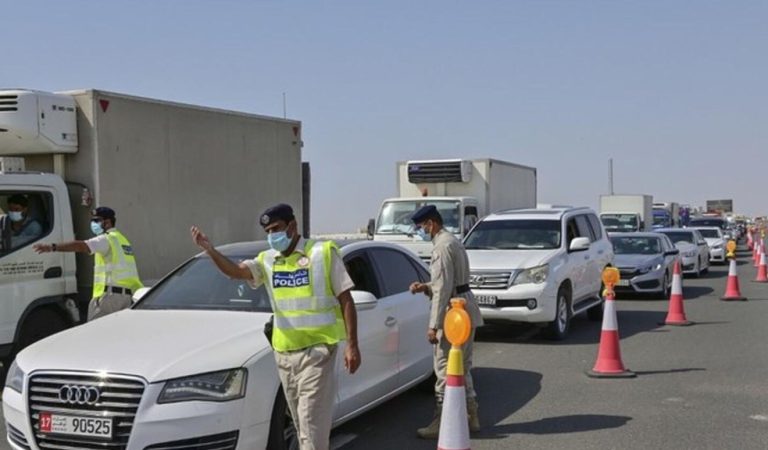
[
  {"xmin": 33, "ymin": 207, "xmax": 144, "ymax": 321},
  {"xmin": 190, "ymin": 203, "xmax": 361, "ymax": 450}
]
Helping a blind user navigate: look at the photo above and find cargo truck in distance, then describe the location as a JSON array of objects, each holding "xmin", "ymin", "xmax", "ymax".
[
  {"xmin": 598, "ymin": 194, "xmax": 653, "ymax": 233},
  {"xmin": 367, "ymin": 158, "xmax": 537, "ymax": 262},
  {"xmin": 0, "ymin": 89, "xmax": 307, "ymax": 367},
  {"xmin": 653, "ymin": 202, "xmax": 681, "ymax": 229}
]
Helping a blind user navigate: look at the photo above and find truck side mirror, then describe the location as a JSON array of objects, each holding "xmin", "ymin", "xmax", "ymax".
[{"xmin": 366, "ymin": 218, "xmax": 375, "ymax": 239}]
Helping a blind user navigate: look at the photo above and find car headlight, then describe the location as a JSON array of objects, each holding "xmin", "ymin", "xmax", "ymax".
[
  {"xmin": 157, "ymin": 368, "xmax": 247, "ymax": 404},
  {"xmin": 514, "ymin": 264, "xmax": 549, "ymax": 285},
  {"xmin": 4, "ymin": 360, "xmax": 25, "ymax": 393},
  {"xmin": 684, "ymin": 250, "xmax": 697, "ymax": 257},
  {"xmin": 712, "ymin": 245, "xmax": 723, "ymax": 250},
  {"xmin": 639, "ymin": 263, "xmax": 663, "ymax": 274}
]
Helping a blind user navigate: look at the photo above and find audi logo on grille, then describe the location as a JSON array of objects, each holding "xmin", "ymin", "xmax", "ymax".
[{"xmin": 58, "ymin": 385, "xmax": 101, "ymax": 405}]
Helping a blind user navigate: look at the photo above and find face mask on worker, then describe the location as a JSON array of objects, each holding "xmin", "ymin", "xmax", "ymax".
[
  {"xmin": 8, "ymin": 211, "xmax": 23, "ymax": 222},
  {"xmin": 417, "ymin": 222, "xmax": 432, "ymax": 241},
  {"xmin": 268, "ymin": 229, "xmax": 293, "ymax": 252},
  {"xmin": 90, "ymin": 221, "xmax": 104, "ymax": 235}
]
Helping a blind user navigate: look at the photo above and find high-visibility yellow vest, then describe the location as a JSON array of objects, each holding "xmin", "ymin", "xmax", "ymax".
[
  {"xmin": 259, "ymin": 240, "xmax": 347, "ymax": 352},
  {"xmin": 92, "ymin": 229, "xmax": 144, "ymax": 298}
]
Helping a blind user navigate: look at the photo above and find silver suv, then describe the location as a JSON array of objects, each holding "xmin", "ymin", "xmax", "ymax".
[{"xmin": 464, "ymin": 207, "xmax": 614, "ymax": 340}]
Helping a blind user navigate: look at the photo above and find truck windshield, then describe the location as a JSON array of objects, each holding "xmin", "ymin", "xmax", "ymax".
[
  {"xmin": 653, "ymin": 214, "xmax": 668, "ymax": 226},
  {"xmin": 600, "ymin": 214, "xmax": 638, "ymax": 232},
  {"xmin": 135, "ymin": 255, "xmax": 272, "ymax": 312},
  {"xmin": 376, "ymin": 200, "xmax": 461, "ymax": 235},
  {"xmin": 464, "ymin": 219, "xmax": 561, "ymax": 250}
]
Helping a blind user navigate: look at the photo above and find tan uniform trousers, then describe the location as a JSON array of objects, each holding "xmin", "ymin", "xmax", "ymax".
[
  {"xmin": 434, "ymin": 327, "xmax": 477, "ymax": 404},
  {"xmin": 274, "ymin": 343, "xmax": 338, "ymax": 450},
  {"xmin": 88, "ymin": 292, "xmax": 132, "ymax": 321}
]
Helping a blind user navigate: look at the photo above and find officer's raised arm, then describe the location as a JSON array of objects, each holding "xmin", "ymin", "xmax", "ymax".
[{"xmin": 190, "ymin": 225, "xmax": 253, "ymax": 280}]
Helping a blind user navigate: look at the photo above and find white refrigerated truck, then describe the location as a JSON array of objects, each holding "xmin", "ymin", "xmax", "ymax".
[
  {"xmin": 368, "ymin": 158, "xmax": 537, "ymax": 262},
  {"xmin": 0, "ymin": 89, "xmax": 307, "ymax": 367},
  {"xmin": 599, "ymin": 194, "xmax": 654, "ymax": 233}
]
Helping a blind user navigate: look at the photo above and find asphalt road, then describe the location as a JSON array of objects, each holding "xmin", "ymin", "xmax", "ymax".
[{"xmin": 3, "ymin": 249, "xmax": 767, "ymax": 449}]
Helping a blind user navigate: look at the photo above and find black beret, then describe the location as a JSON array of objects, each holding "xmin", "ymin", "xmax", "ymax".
[
  {"xmin": 411, "ymin": 205, "xmax": 440, "ymax": 224},
  {"xmin": 260, "ymin": 203, "xmax": 295, "ymax": 227},
  {"xmin": 91, "ymin": 206, "xmax": 116, "ymax": 220}
]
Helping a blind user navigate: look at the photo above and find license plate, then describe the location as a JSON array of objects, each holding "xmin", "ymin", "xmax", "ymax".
[
  {"xmin": 475, "ymin": 295, "xmax": 498, "ymax": 306},
  {"xmin": 616, "ymin": 280, "xmax": 630, "ymax": 287},
  {"xmin": 39, "ymin": 413, "xmax": 113, "ymax": 439}
]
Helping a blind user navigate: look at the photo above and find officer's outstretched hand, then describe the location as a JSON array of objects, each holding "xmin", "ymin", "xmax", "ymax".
[
  {"xmin": 345, "ymin": 343, "xmax": 361, "ymax": 374},
  {"xmin": 190, "ymin": 226, "xmax": 213, "ymax": 251}
]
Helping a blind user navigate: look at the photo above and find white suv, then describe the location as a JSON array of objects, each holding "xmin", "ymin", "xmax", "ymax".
[{"xmin": 464, "ymin": 207, "xmax": 614, "ymax": 340}]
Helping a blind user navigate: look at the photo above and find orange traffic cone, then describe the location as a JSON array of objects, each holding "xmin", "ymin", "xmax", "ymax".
[
  {"xmin": 721, "ymin": 258, "xmax": 747, "ymax": 301},
  {"xmin": 662, "ymin": 260, "xmax": 693, "ymax": 326},
  {"xmin": 437, "ymin": 300, "xmax": 472, "ymax": 450},
  {"xmin": 755, "ymin": 251, "xmax": 768, "ymax": 283},
  {"xmin": 587, "ymin": 288, "xmax": 635, "ymax": 378},
  {"xmin": 748, "ymin": 232, "xmax": 753, "ymax": 250},
  {"xmin": 754, "ymin": 243, "xmax": 761, "ymax": 267}
]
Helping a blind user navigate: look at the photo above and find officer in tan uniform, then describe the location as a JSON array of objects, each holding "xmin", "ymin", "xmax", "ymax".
[
  {"xmin": 409, "ymin": 204, "xmax": 483, "ymax": 439},
  {"xmin": 190, "ymin": 204, "xmax": 360, "ymax": 450}
]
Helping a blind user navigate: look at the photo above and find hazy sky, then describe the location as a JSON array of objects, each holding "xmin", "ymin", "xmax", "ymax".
[{"xmin": 3, "ymin": 1, "xmax": 766, "ymax": 233}]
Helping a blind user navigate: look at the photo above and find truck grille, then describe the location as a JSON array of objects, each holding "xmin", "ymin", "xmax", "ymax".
[
  {"xmin": 7, "ymin": 423, "xmax": 31, "ymax": 449},
  {"xmin": 144, "ymin": 431, "xmax": 239, "ymax": 450},
  {"xmin": 27, "ymin": 372, "xmax": 146, "ymax": 450},
  {"xmin": 469, "ymin": 271, "xmax": 512, "ymax": 289},
  {"xmin": 0, "ymin": 94, "xmax": 18, "ymax": 112}
]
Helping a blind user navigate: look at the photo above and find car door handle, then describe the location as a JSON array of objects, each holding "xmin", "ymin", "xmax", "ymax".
[
  {"xmin": 385, "ymin": 317, "xmax": 397, "ymax": 327},
  {"xmin": 44, "ymin": 267, "xmax": 63, "ymax": 279}
]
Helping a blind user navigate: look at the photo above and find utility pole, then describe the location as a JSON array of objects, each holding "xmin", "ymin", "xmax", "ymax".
[{"xmin": 609, "ymin": 158, "xmax": 614, "ymax": 195}]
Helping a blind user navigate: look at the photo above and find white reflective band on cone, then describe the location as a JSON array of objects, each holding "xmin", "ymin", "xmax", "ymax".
[
  {"xmin": 601, "ymin": 298, "xmax": 618, "ymax": 331},
  {"xmin": 671, "ymin": 271, "xmax": 683, "ymax": 295},
  {"xmin": 729, "ymin": 259, "xmax": 738, "ymax": 276}
]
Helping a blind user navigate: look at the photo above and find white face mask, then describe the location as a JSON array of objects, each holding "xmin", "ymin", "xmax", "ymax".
[{"xmin": 8, "ymin": 211, "xmax": 23, "ymax": 222}]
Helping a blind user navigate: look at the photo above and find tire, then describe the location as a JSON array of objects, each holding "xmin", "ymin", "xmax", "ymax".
[
  {"xmin": 16, "ymin": 308, "xmax": 68, "ymax": 351},
  {"xmin": 659, "ymin": 273, "xmax": 670, "ymax": 300},
  {"xmin": 545, "ymin": 287, "xmax": 571, "ymax": 340},
  {"xmin": 694, "ymin": 259, "xmax": 702, "ymax": 278},
  {"xmin": 267, "ymin": 389, "xmax": 299, "ymax": 450}
]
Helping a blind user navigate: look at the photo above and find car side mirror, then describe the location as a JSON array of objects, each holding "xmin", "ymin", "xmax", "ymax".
[
  {"xmin": 664, "ymin": 249, "xmax": 680, "ymax": 256},
  {"xmin": 569, "ymin": 237, "xmax": 591, "ymax": 252},
  {"xmin": 366, "ymin": 219, "xmax": 375, "ymax": 239},
  {"xmin": 351, "ymin": 290, "xmax": 377, "ymax": 306},
  {"xmin": 132, "ymin": 287, "xmax": 150, "ymax": 303}
]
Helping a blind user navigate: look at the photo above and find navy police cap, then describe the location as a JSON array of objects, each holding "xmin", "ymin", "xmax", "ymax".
[
  {"xmin": 91, "ymin": 206, "xmax": 116, "ymax": 220},
  {"xmin": 411, "ymin": 205, "xmax": 440, "ymax": 224},
  {"xmin": 260, "ymin": 203, "xmax": 295, "ymax": 227}
]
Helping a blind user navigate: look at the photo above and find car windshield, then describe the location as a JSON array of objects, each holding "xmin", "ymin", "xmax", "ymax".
[
  {"xmin": 600, "ymin": 214, "xmax": 638, "ymax": 231},
  {"xmin": 376, "ymin": 200, "xmax": 461, "ymax": 235},
  {"xmin": 697, "ymin": 229, "xmax": 720, "ymax": 239},
  {"xmin": 610, "ymin": 236, "xmax": 661, "ymax": 255},
  {"xmin": 464, "ymin": 219, "xmax": 561, "ymax": 250},
  {"xmin": 662, "ymin": 231, "xmax": 695, "ymax": 245},
  {"xmin": 689, "ymin": 219, "xmax": 726, "ymax": 229},
  {"xmin": 135, "ymin": 255, "xmax": 272, "ymax": 312}
]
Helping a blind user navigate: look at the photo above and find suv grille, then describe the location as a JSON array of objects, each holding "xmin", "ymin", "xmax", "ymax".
[
  {"xmin": 28, "ymin": 372, "xmax": 146, "ymax": 450},
  {"xmin": 7, "ymin": 423, "xmax": 31, "ymax": 449},
  {"xmin": 145, "ymin": 431, "xmax": 239, "ymax": 450},
  {"xmin": 469, "ymin": 271, "xmax": 512, "ymax": 289}
]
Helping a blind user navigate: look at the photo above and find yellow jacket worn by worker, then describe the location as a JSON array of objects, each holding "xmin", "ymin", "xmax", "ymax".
[
  {"xmin": 92, "ymin": 229, "xmax": 143, "ymax": 298},
  {"xmin": 258, "ymin": 240, "xmax": 347, "ymax": 352}
]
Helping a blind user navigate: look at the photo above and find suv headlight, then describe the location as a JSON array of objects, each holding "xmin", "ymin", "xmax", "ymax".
[
  {"xmin": 157, "ymin": 368, "xmax": 247, "ymax": 404},
  {"xmin": 4, "ymin": 360, "xmax": 25, "ymax": 393},
  {"xmin": 514, "ymin": 264, "xmax": 549, "ymax": 285}
]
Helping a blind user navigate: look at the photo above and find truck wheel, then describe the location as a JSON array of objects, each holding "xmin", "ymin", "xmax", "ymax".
[
  {"xmin": 17, "ymin": 308, "xmax": 68, "ymax": 351},
  {"xmin": 267, "ymin": 389, "xmax": 299, "ymax": 450},
  {"xmin": 545, "ymin": 287, "xmax": 571, "ymax": 340}
]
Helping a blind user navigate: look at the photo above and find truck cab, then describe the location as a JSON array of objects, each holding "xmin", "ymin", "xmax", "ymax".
[
  {"xmin": 0, "ymin": 172, "xmax": 80, "ymax": 367},
  {"xmin": 370, "ymin": 196, "xmax": 479, "ymax": 262}
]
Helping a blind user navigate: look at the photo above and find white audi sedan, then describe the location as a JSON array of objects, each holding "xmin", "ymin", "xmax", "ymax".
[{"xmin": 3, "ymin": 241, "xmax": 433, "ymax": 450}]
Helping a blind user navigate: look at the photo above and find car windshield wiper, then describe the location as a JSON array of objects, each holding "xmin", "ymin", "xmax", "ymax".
[{"xmin": 465, "ymin": 245, "xmax": 499, "ymax": 250}]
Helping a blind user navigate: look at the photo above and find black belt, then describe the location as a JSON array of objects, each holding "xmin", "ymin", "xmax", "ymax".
[
  {"xmin": 456, "ymin": 284, "xmax": 470, "ymax": 294},
  {"xmin": 107, "ymin": 286, "xmax": 132, "ymax": 295}
]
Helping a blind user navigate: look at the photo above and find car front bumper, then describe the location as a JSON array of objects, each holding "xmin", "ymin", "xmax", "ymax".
[
  {"xmin": 709, "ymin": 248, "xmax": 726, "ymax": 262},
  {"xmin": 3, "ymin": 384, "xmax": 270, "ymax": 450},
  {"xmin": 473, "ymin": 281, "xmax": 558, "ymax": 324},
  {"xmin": 615, "ymin": 269, "xmax": 666, "ymax": 293}
]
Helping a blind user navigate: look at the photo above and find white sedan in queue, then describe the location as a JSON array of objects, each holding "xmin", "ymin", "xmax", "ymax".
[
  {"xmin": 657, "ymin": 228, "xmax": 711, "ymax": 277},
  {"xmin": 690, "ymin": 227, "xmax": 728, "ymax": 264},
  {"xmin": 3, "ymin": 240, "xmax": 434, "ymax": 450}
]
